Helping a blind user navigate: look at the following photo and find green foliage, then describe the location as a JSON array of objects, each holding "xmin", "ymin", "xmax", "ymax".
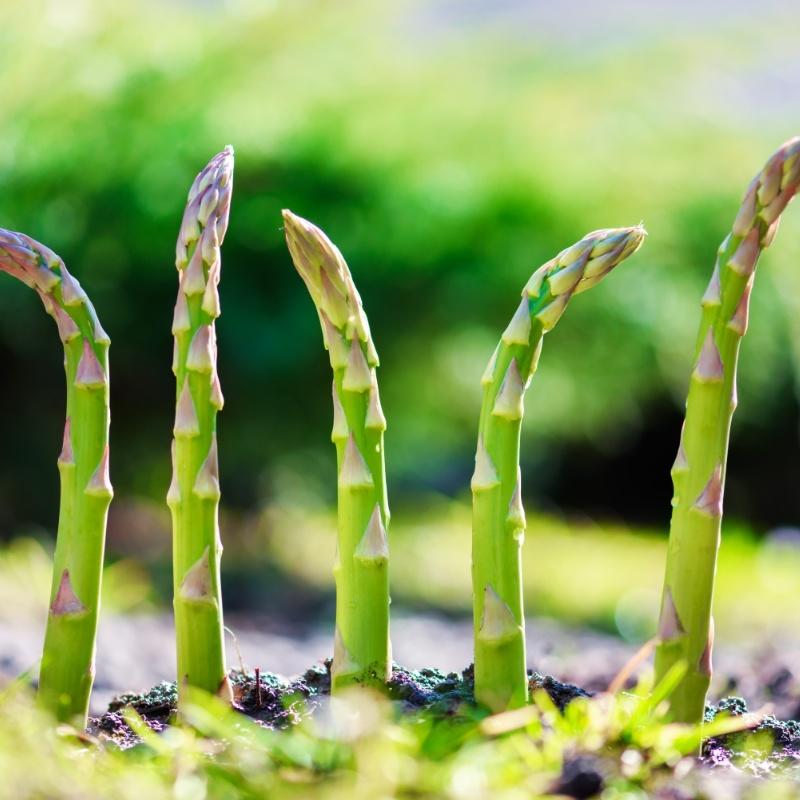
[{"xmin": 0, "ymin": 677, "xmax": 794, "ymax": 799}]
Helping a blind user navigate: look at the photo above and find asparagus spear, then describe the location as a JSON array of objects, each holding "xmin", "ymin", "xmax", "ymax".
[
  {"xmin": 282, "ymin": 210, "xmax": 390, "ymax": 691},
  {"xmin": 473, "ymin": 225, "xmax": 646, "ymax": 712},
  {"xmin": 170, "ymin": 147, "xmax": 234, "ymax": 704},
  {"xmin": 0, "ymin": 230, "xmax": 112, "ymax": 724},
  {"xmin": 655, "ymin": 136, "xmax": 800, "ymax": 724}
]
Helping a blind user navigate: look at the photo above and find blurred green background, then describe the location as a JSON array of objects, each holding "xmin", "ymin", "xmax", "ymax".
[{"xmin": 0, "ymin": 0, "xmax": 799, "ymax": 643}]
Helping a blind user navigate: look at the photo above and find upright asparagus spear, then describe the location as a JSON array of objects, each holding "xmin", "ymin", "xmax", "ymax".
[
  {"xmin": 473, "ymin": 225, "xmax": 646, "ymax": 712},
  {"xmin": 0, "ymin": 230, "xmax": 112, "ymax": 724},
  {"xmin": 283, "ymin": 210, "xmax": 390, "ymax": 691},
  {"xmin": 655, "ymin": 137, "xmax": 800, "ymax": 724},
  {"xmin": 169, "ymin": 147, "xmax": 234, "ymax": 704}
]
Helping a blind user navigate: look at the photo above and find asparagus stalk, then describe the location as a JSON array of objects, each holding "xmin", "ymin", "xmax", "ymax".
[
  {"xmin": 473, "ymin": 225, "xmax": 646, "ymax": 712},
  {"xmin": 170, "ymin": 147, "xmax": 234, "ymax": 704},
  {"xmin": 0, "ymin": 230, "xmax": 112, "ymax": 724},
  {"xmin": 282, "ymin": 210, "xmax": 390, "ymax": 691},
  {"xmin": 655, "ymin": 136, "xmax": 800, "ymax": 724}
]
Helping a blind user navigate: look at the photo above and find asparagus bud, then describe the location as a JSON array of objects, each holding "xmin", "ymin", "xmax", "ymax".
[
  {"xmin": 655, "ymin": 136, "xmax": 800, "ymax": 724},
  {"xmin": 170, "ymin": 147, "xmax": 234, "ymax": 705},
  {"xmin": 0, "ymin": 230, "xmax": 112, "ymax": 725},
  {"xmin": 283, "ymin": 210, "xmax": 391, "ymax": 691},
  {"xmin": 473, "ymin": 225, "xmax": 646, "ymax": 712}
]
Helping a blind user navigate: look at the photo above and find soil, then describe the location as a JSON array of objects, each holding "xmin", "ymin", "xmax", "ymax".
[
  {"xmin": 10, "ymin": 610, "xmax": 800, "ymax": 778},
  {"xmin": 88, "ymin": 659, "xmax": 800, "ymax": 784},
  {"xmin": 703, "ymin": 697, "xmax": 800, "ymax": 775},
  {"xmin": 88, "ymin": 662, "xmax": 590, "ymax": 749}
]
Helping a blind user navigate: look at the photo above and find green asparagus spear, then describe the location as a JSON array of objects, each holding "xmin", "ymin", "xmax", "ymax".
[
  {"xmin": 283, "ymin": 210, "xmax": 391, "ymax": 691},
  {"xmin": 0, "ymin": 230, "xmax": 112, "ymax": 724},
  {"xmin": 655, "ymin": 136, "xmax": 800, "ymax": 724},
  {"xmin": 170, "ymin": 147, "xmax": 234, "ymax": 704},
  {"xmin": 473, "ymin": 225, "xmax": 646, "ymax": 712}
]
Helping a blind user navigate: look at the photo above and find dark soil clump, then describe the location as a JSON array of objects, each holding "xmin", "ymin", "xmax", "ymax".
[
  {"xmin": 703, "ymin": 696, "xmax": 800, "ymax": 775},
  {"xmin": 529, "ymin": 670, "xmax": 593, "ymax": 710}
]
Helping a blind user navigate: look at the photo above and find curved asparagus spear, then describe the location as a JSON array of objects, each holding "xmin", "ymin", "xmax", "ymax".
[
  {"xmin": 473, "ymin": 225, "xmax": 646, "ymax": 712},
  {"xmin": 0, "ymin": 230, "xmax": 112, "ymax": 724},
  {"xmin": 169, "ymin": 147, "xmax": 234, "ymax": 704},
  {"xmin": 283, "ymin": 210, "xmax": 390, "ymax": 690},
  {"xmin": 655, "ymin": 136, "xmax": 800, "ymax": 724}
]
